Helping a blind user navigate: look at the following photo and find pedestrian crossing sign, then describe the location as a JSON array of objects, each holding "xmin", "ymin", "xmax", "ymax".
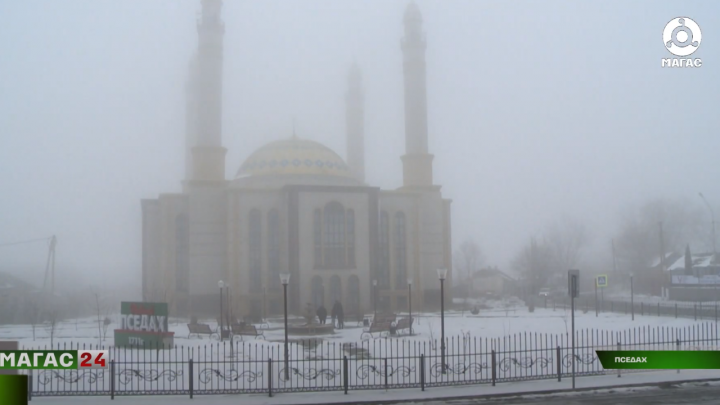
[{"xmin": 596, "ymin": 275, "xmax": 608, "ymax": 287}]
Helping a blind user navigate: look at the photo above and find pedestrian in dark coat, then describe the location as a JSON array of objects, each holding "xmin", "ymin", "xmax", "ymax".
[
  {"xmin": 332, "ymin": 300, "xmax": 344, "ymax": 329},
  {"xmin": 316, "ymin": 305, "xmax": 327, "ymax": 324}
]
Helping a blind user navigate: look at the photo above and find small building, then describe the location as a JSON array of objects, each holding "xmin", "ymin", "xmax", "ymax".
[
  {"xmin": 470, "ymin": 267, "xmax": 516, "ymax": 298},
  {"xmin": 667, "ymin": 252, "xmax": 720, "ymax": 301}
]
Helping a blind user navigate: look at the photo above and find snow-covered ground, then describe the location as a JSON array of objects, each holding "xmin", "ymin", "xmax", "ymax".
[{"xmin": 2, "ymin": 304, "xmax": 711, "ymax": 349}]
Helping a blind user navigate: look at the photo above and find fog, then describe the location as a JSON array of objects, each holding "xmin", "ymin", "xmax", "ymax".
[{"xmin": 1, "ymin": 0, "xmax": 719, "ymax": 293}]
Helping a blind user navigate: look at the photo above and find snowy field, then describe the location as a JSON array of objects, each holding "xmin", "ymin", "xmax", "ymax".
[{"xmin": 1, "ymin": 303, "xmax": 711, "ymax": 349}]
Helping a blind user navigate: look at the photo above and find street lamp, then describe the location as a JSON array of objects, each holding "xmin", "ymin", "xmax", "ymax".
[
  {"xmin": 407, "ymin": 278, "xmax": 413, "ymax": 335},
  {"xmin": 699, "ymin": 193, "xmax": 717, "ymax": 262},
  {"xmin": 630, "ymin": 273, "xmax": 634, "ymax": 321},
  {"xmin": 280, "ymin": 272, "xmax": 291, "ymax": 381},
  {"xmin": 372, "ymin": 279, "xmax": 378, "ymax": 318},
  {"xmin": 437, "ymin": 268, "xmax": 448, "ymax": 374},
  {"xmin": 218, "ymin": 280, "xmax": 225, "ymax": 342}
]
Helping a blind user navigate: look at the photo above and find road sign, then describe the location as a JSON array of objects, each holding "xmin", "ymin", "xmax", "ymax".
[
  {"xmin": 568, "ymin": 269, "xmax": 579, "ymax": 298},
  {"xmin": 596, "ymin": 275, "xmax": 608, "ymax": 288}
]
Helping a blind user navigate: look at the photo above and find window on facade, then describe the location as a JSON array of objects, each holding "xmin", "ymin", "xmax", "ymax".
[
  {"xmin": 347, "ymin": 275, "xmax": 360, "ymax": 315},
  {"xmin": 314, "ymin": 209, "xmax": 322, "ymax": 268},
  {"xmin": 329, "ymin": 275, "xmax": 342, "ymax": 304},
  {"xmin": 378, "ymin": 211, "xmax": 391, "ymax": 288},
  {"xmin": 346, "ymin": 210, "xmax": 355, "ymax": 267},
  {"xmin": 323, "ymin": 202, "xmax": 346, "ymax": 268},
  {"xmin": 175, "ymin": 214, "xmax": 190, "ymax": 294},
  {"xmin": 394, "ymin": 212, "xmax": 407, "ymax": 290},
  {"xmin": 311, "ymin": 276, "xmax": 324, "ymax": 308},
  {"xmin": 249, "ymin": 209, "xmax": 262, "ymax": 290},
  {"xmin": 267, "ymin": 209, "xmax": 280, "ymax": 291}
]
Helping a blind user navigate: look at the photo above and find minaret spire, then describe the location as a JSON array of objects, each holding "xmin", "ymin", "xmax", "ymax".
[
  {"xmin": 346, "ymin": 62, "xmax": 365, "ymax": 182},
  {"xmin": 186, "ymin": 0, "xmax": 226, "ymax": 184},
  {"xmin": 400, "ymin": 1, "xmax": 434, "ymax": 187}
]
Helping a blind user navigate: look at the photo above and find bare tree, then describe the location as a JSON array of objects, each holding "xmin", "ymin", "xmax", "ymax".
[
  {"xmin": 453, "ymin": 238, "xmax": 484, "ymax": 315},
  {"xmin": 44, "ymin": 310, "xmax": 58, "ymax": 348},
  {"xmin": 543, "ymin": 217, "xmax": 589, "ymax": 274},
  {"xmin": 513, "ymin": 238, "xmax": 553, "ymax": 312},
  {"xmin": 615, "ymin": 199, "xmax": 705, "ymax": 272}
]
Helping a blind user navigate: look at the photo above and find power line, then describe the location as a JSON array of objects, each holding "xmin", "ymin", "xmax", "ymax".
[{"xmin": 0, "ymin": 237, "xmax": 52, "ymax": 248}]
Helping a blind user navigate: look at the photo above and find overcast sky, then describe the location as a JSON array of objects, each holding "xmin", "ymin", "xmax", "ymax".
[{"xmin": 1, "ymin": 0, "xmax": 718, "ymax": 290}]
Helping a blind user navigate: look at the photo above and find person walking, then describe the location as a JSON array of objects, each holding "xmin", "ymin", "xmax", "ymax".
[
  {"xmin": 332, "ymin": 300, "xmax": 344, "ymax": 329},
  {"xmin": 316, "ymin": 305, "xmax": 327, "ymax": 324}
]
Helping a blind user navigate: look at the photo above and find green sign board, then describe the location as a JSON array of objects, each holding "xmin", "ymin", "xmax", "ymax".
[{"xmin": 114, "ymin": 302, "xmax": 174, "ymax": 349}]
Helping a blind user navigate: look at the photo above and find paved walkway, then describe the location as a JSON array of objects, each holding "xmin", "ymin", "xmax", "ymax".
[{"xmin": 35, "ymin": 370, "xmax": 720, "ymax": 405}]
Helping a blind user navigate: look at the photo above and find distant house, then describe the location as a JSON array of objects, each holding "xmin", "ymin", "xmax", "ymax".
[
  {"xmin": 0, "ymin": 272, "xmax": 40, "ymax": 324},
  {"xmin": 470, "ymin": 267, "xmax": 516, "ymax": 298}
]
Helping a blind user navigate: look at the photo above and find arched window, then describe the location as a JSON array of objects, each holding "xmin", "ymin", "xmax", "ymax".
[
  {"xmin": 347, "ymin": 275, "xmax": 360, "ymax": 315},
  {"xmin": 394, "ymin": 212, "xmax": 407, "ymax": 290},
  {"xmin": 329, "ymin": 275, "xmax": 342, "ymax": 305},
  {"xmin": 267, "ymin": 209, "xmax": 280, "ymax": 291},
  {"xmin": 175, "ymin": 214, "xmax": 190, "ymax": 294},
  {"xmin": 323, "ymin": 202, "xmax": 346, "ymax": 268},
  {"xmin": 249, "ymin": 209, "xmax": 262, "ymax": 290},
  {"xmin": 378, "ymin": 211, "xmax": 391, "ymax": 288},
  {"xmin": 311, "ymin": 276, "xmax": 324, "ymax": 308},
  {"xmin": 313, "ymin": 209, "xmax": 322, "ymax": 268},
  {"xmin": 346, "ymin": 210, "xmax": 355, "ymax": 267}
]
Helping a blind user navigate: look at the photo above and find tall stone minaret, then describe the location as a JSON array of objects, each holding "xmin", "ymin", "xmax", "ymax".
[
  {"xmin": 400, "ymin": 1, "xmax": 433, "ymax": 188},
  {"xmin": 346, "ymin": 63, "xmax": 365, "ymax": 182},
  {"xmin": 187, "ymin": 0, "xmax": 226, "ymax": 184}
]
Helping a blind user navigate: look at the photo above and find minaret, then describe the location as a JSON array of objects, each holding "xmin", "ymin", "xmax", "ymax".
[
  {"xmin": 346, "ymin": 63, "xmax": 365, "ymax": 182},
  {"xmin": 187, "ymin": 0, "xmax": 226, "ymax": 183},
  {"xmin": 400, "ymin": 1, "xmax": 434, "ymax": 188}
]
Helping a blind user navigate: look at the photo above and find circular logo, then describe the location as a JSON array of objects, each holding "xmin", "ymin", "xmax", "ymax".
[{"xmin": 663, "ymin": 17, "xmax": 702, "ymax": 57}]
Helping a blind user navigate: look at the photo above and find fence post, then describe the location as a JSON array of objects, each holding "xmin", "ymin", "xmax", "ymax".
[
  {"xmin": 491, "ymin": 350, "xmax": 497, "ymax": 386},
  {"xmin": 556, "ymin": 346, "xmax": 561, "ymax": 382},
  {"xmin": 110, "ymin": 359, "xmax": 115, "ymax": 400},
  {"xmin": 676, "ymin": 339, "xmax": 681, "ymax": 374},
  {"xmin": 420, "ymin": 354, "xmax": 425, "ymax": 391},
  {"xmin": 268, "ymin": 358, "xmax": 273, "ymax": 397},
  {"xmin": 616, "ymin": 342, "xmax": 621, "ymax": 378},
  {"xmin": 343, "ymin": 356, "xmax": 348, "ymax": 395},
  {"xmin": 189, "ymin": 358, "xmax": 193, "ymax": 399},
  {"xmin": 384, "ymin": 358, "xmax": 389, "ymax": 390},
  {"xmin": 675, "ymin": 303, "xmax": 678, "ymax": 319}
]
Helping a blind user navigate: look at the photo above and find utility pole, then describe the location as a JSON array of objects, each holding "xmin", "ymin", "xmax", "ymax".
[
  {"xmin": 659, "ymin": 222, "xmax": 668, "ymax": 298},
  {"xmin": 699, "ymin": 193, "xmax": 717, "ymax": 262}
]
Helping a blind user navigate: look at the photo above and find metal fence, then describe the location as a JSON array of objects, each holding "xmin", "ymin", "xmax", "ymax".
[
  {"xmin": 544, "ymin": 296, "xmax": 720, "ymax": 321},
  {"xmin": 24, "ymin": 322, "xmax": 718, "ymax": 399}
]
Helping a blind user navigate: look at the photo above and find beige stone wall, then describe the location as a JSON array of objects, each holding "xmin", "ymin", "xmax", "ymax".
[{"xmin": 297, "ymin": 190, "xmax": 372, "ymax": 316}]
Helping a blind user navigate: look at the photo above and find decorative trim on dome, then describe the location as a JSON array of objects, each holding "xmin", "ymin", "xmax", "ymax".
[{"xmin": 235, "ymin": 138, "xmax": 353, "ymax": 179}]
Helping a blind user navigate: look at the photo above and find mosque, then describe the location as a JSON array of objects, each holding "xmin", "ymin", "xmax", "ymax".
[{"xmin": 141, "ymin": 0, "xmax": 453, "ymax": 318}]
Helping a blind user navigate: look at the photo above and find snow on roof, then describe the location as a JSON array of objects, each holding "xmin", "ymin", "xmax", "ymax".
[{"xmin": 666, "ymin": 252, "xmax": 716, "ymax": 271}]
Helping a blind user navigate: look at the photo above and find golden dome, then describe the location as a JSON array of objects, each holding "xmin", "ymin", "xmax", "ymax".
[{"xmin": 235, "ymin": 137, "xmax": 353, "ymax": 179}]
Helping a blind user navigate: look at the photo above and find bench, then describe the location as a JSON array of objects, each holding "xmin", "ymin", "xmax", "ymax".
[
  {"xmin": 393, "ymin": 317, "xmax": 413, "ymax": 335},
  {"xmin": 360, "ymin": 320, "xmax": 393, "ymax": 340},
  {"xmin": 231, "ymin": 323, "xmax": 265, "ymax": 340},
  {"xmin": 187, "ymin": 323, "xmax": 218, "ymax": 339}
]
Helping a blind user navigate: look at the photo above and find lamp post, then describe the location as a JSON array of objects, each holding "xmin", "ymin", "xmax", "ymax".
[
  {"xmin": 699, "ymin": 193, "xmax": 717, "ymax": 262},
  {"xmin": 218, "ymin": 280, "xmax": 225, "ymax": 342},
  {"xmin": 280, "ymin": 272, "xmax": 291, "ymax": 381},
  {"xmin": 407, "ymin": 278, "xmax": 413, "ymax": 335},
  {"xmin": 372, "ymin": 279, "xmax": 378, "ymax": 318},
  {"xmin": 630, "ymin": 273, "xmax": 634, "ymax": 321},
  {"xmin": 437, "ymin": 268, "xmax": 448, "ymax": 374}
]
